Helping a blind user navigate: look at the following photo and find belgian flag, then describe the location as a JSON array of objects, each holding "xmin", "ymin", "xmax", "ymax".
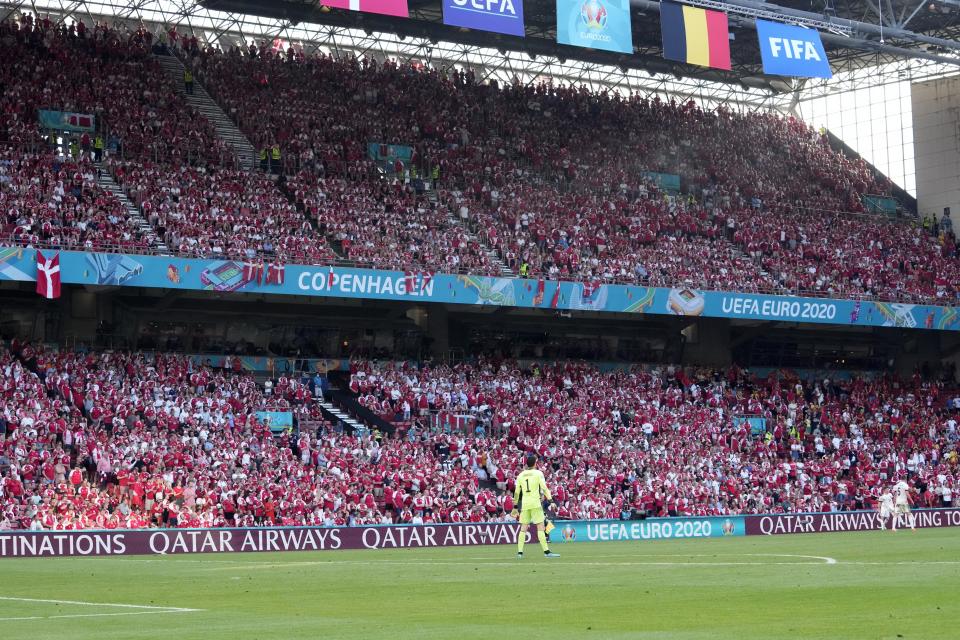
[{"xmin": 660, "ymin": 1, "xmax": 731, "ymax": 70}]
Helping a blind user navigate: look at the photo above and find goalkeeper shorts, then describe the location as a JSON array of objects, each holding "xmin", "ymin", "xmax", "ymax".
[{"xmin": 519, "ymin": 507, "xmax": 545, "ymax": 525}]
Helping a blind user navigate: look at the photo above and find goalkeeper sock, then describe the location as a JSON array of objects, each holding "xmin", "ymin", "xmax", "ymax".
[
  {"xmin": 517, "ymin": 531, "xmax": 525, "ymax": 554},
  {"xmin": 538, "ymin": 528, "xmax": 549, "ymax": 552}
]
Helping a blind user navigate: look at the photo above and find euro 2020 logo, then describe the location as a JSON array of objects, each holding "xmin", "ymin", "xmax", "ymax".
[
  {"xmin": 579, "ymin": 0, "xmax": 608, "ymax": 31},
  {"xmin": 561, "ymin": 525, "xmax": 577, "ymax": 542},
  {"xmin": 722, "ymin": 519, "xmax": 735, "ymax": 536}
]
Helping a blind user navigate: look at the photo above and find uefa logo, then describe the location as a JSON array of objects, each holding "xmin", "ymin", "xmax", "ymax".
[
  {"xmin": 561, "ymin": 525, "xmax": 577, "ymax": 541},
  {"xmin": 579, "ymin": 0, "xmax": 608, "ymax": 31}
]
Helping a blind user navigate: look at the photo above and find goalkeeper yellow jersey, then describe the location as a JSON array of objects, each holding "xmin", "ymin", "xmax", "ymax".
[{"xmin": 514, "ymin": 469, "xmax": 552, "ymax": 511}]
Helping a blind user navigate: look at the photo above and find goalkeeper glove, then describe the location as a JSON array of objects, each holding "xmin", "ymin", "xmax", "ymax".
[{"xmin": 510, "ymin": 510, "xmax": 519, "ymax": 519}]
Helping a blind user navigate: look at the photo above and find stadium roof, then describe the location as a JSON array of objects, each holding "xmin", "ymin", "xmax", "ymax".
[
  {"xmin": 195, "ymin": 0, "xmax": 960, "ymax": 78},
  {"xmin": 4, "ymin": 0, "xmax": 960, "ymax": 108}
]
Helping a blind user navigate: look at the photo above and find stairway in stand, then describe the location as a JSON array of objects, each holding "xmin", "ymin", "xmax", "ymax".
[
  {"xmin": 316, "ymin": 398, "xmax": 370, "ymax": 436},
  {"xmin": 95, "ymin": 166, "xmax": 170, "ymax": 254},
  {"xmin": 431, "ymin": 190, "xmax": 515, "ymax": 277},
  {"xmin": 154, "ymin": 53, "xmax": 257, "ymax": 170}
]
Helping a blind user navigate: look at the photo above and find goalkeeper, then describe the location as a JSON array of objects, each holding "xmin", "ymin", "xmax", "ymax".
[{"xmin": 511, "ymin": 453, "xmax": 560, "ymax": 559}]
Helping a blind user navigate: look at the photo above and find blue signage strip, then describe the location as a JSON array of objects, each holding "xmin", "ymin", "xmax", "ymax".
[
  {"xmin": 640, "ymin": 171, "xmax": 681, "ymax": 192},
  {"xmin": 442, "ymin": 0, "xmax": 525, "ymax": 36},
  {"xmin": 756, "ymin": 19, "xmax": 832, "ymax": 79},
  {"xmin": 255, "ymin": 411, "xmax": 295, "ymax": 434},
  {"xmin": 38, "ymin": 109, "xmax": 95, "ymax": 132},
  {"xmin": 556, "ymin": 0, "xmax": 633, "ymax": 54},
  {"xmin": 1, "ymin": 247, "xmax": 957, "ymax": 331},
  {"xmin": 552, "ymin": 516, "xmax": 746, "ymax": 543},
  {"xmin": 186, "ymin": 354, "xmax": 350, "ymax": 373},
  {"xmin": 734, "ymin": 416, "xmax": 767, "ymax": 437}
]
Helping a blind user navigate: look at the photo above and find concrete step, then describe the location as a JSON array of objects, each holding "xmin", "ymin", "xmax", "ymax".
[
  {"xmin": 317, "ymin": 399, "xmax": 369, "ymax": 436},
  {"xmin": 95, "ymin": 167, "xmax": 170, "ymax": 252},
  {"xmin": 448, "ymin": 215, "xmax": 515, "ymax": 277},
  {"xmin": 154, "ymin": 52, "xmax": 257, "ymax": 171}
]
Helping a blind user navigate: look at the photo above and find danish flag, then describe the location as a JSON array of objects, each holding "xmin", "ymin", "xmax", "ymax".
[
  {"xmin": 266, "ymin": 262, "xmax": 285, "ymax": 286},
  {"xmin": 533, "ymin": 277, "xmax": 546, "ymax": 306},
  {"xmin": 420, "ymin": 271, "xmax": 434, "ymax": 290},
  {"xmin": 243, "ymin": 261, "xmax": 265, "ymax": 285},
  {"xmin": 550, "ymin": 282, "xmax": 562, "ymax": 309},
  {"xmin": 36, "ymin": 251, "xmax": 61, "ymax": 299}
]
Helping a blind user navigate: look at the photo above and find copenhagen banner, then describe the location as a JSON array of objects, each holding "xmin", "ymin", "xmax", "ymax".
[
  {"xmin": 1, "ymin": 246, "xmax": 958, "ymax": 332},
  {"xmin": 442, "ymin": 0, "xmax": 525, "ymax": 36},
  {"xmin": 556, "ymin": 0, "xmax": 633, "ymax": 54},
  {"xmin": 755, "ymin": 19, "xmax": 832, "ymax": 79}
]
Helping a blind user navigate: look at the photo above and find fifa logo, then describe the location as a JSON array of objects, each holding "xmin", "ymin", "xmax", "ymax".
[
  {"xmin": 562, "ymin": 526, "xmax": 577, "ymax": 541},
  {"xmin": 579, "ymin": 0, "xmax": 608, "ymax": 30}
]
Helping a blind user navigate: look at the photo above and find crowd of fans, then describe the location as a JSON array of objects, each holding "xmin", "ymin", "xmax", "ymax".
[
  {"xmin": 0, "ymin": 17, "xmax": 231, "ymax": 164},
  {"xmin": 2, "ymin": 341, "xmax": 957, "ymax": 530},
  {"xmin": 733, "ymin": 206, "xmax": 959, "ymax": 302},
  {"xmin": 0, "ymin": 15, "xmax": 958, "ymax": 302},
  {"xmin": 351, "ymin": 359, "xmax": 960, "ymax": 520},
  {"xmin": 0, "ymin": 342, "xmax": 334, "ymax": 530},
  {"xmin": 187, "ymin": 45, "xmax": 957, "ymax": 302},
  {"xmin": 287, "ymin": 171, "xmax": 499, "ymax": 274},
  {"xmin": 108, "ymin": 160, "xmax": 335, "ymax": 263},
  {"xmin": 0, "ymin": 147, "xmax": 154, "ymax": 251}
]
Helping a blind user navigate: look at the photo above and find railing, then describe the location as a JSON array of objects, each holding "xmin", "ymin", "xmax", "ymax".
[
  {"xmin": 2, "ymin": 236, "xmax": 955, "ymax": 306},
  {"xmin": 0, "ymin": 133, "xmax": 242, "ymax": 170},
  {"xmin": 370, "ymin": 408, "xmax": 504, "ymax": 438},
  {"xmin": 1, "ymin": 133, "xmax": 923, "ymax": 229},
  {"xmin": 1, "ymin": 141, "xmax": 952, "ymax": 306},
  {"xmin": 327, "ymin": 389, "xmax": 394, "ymax": 435}
]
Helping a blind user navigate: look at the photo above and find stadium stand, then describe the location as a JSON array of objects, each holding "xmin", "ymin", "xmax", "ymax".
[
  {"xmin": 186, "ymin": 45, "xmax": 958, "ymax": 302},
  {"xmin": 107, "ymin": 159, "xmax": 336, "ymax": 263},
  {"xmin": 0, "ymin": 17, "xmax": 231, "ymax": 165},
  {"xmin": 0, "ymin": 16, "xmax": 959, "ymax": 534},
  {"xmin": 350, "ymin": 359, "xmax": 960, "ymax": 519},
  {"xmin": 286, "ymin": 171, "xmax": 500, "ymax": 274},
  {"xmin": 0, "ymin": 148, "xmax": 155, "ymax": 251},
  {"xmin": 2, "ymin": 341, "xmax": 957, "ymax": 530},
  {"xmin": 0, "ymin": 17, "xmax": 957, "ymax": 303}
]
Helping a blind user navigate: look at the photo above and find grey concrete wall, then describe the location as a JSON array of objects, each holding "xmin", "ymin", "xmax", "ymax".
[{"xmin": 912, "ymin": 76, "xmax": 960, "ymax": 223}]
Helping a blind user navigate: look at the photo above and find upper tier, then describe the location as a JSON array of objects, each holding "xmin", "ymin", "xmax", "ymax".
[{"xmin": 1, "ymin": 18, "xmax": 957, "ymax": 306}]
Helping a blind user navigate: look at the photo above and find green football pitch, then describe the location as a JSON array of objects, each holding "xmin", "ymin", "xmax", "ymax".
[{"xmin": 1, "ymin": 528, "xmax": 958, "ymax": 640}]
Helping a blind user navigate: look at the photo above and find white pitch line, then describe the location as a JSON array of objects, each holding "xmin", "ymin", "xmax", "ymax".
[
  {"xmin": 0, "ymin": 595, "xmax": 203, "ymax": 622},
  {"xmin": 0, "ymin": 610, "xmax": 198, "ymax": 622},
  {"xmin": 837, "ymin": 560, "xmax": 960, "ymax": 565},
  {"xmin": 200, "ymin": 552, "xmax": 838, "ymax": 571},
  {"xmin": 463, "ymin": 553, "xmax": 839, "ymax": 564},
  {"xmin": 202, "ymin": 559, "xmax": 837, "ymax": 570},
  {"xmin": 0, "ymin": 596, "xmax": 200, "ymax": 612}
]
